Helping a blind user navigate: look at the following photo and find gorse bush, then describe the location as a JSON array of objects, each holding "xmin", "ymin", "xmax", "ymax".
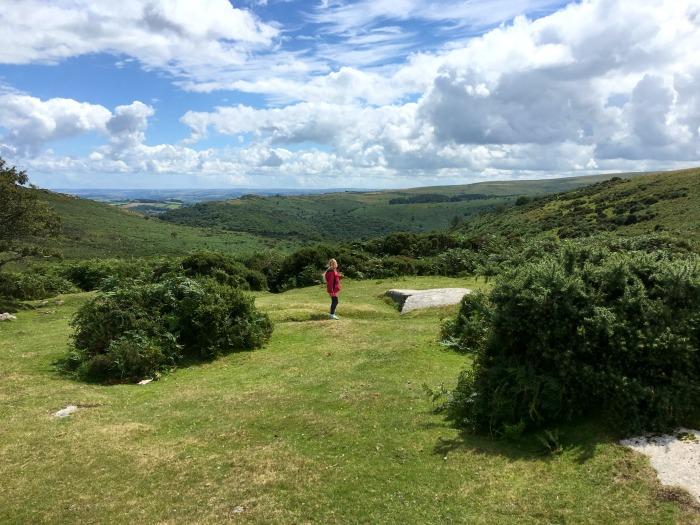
[
  {"xmin": 440, "ymin": 292, "xmax": 491, "ymax": 353},
  {"xmin": 60, "ymin": 258, "xmax": 146, "ymax": 291},
  {"xmin": 442, "ymin": 243, "xmax": 700, "ymax": 435},
  {"xmin": 0, "ymin": 270, "xmax": 76, "ymax": 300},
  {"xmin": 61, "ymin": 276, "xmax": 273, "ymax": 383},
  {"xmin": 179, "ymin": 251, "xmax": 267, "ymax": 291}
]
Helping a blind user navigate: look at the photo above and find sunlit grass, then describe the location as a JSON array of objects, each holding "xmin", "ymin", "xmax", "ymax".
[{"xmin": 0, "ymin": 277, "xmax": 695, "ymax": 523}]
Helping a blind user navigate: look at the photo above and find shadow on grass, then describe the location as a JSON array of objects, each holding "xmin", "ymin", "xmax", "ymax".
[
  {"xmin": 277, "ymin": 312, "xmax": 332, "ymax": 322},
  {"xmin": 52, "ymin": 346, "xmax": 256, "ymax": 386},
  {"xmin": 430, "ymin": 420, "xmax": 604, "ymax": 464},
  {"xmin": 0, "ymin": 297, "xmax": 31, "ymax": 313}
]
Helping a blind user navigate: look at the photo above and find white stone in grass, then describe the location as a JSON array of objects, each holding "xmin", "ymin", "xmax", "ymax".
[
  {"xmin": 137, "ymin": 378, "xmax": 153, "ymax": 385},
  {"xmin": 231, "ymin": 506, "xmax": 245, "ymax": 514},
  {"xmin": 620, "ymin": 428, "xmax": 700, "ymax": 503},
  {"xmin": 0, "ymin": 313, "xmax": 17, "ymax": 321},
  {"xmin": 54, "ymin": 405, "xmax": 78, "ymax": 418},
  {"xmin": 386, "ymin": 288, "xmax": 471, "ymax": 313}
]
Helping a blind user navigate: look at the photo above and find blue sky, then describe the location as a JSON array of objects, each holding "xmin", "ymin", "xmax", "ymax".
[{"xmin": 0, "ymin": 0, "xmax": 698, "ymax": 189}]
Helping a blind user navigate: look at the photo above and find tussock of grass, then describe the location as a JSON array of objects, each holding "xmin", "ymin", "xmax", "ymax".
[{"xmin": 0, "ymin": 277, "xmax": 696, "ymax": 523}]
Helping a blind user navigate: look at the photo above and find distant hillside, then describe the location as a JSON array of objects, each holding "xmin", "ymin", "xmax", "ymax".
[
  {"xmin": 34, "ymin": 168, "xmax": 696, "ymax": 261},
  {"xmin": 454, "ymin": 167, "xmax": 700, "ymax": 243},
  {"xmin": 38, "ymin": 190, "xmax": 294, "ymax": 260},
  {"xmin": 160, "ymin": 172, "xmax": 639, "ymax": 241}
]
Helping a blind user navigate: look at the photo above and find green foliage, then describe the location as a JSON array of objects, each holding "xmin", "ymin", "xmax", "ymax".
[
  {"xmin": 269, "ymin": 245, "xmax": 334, "ymax": 292},
  {"xmin": 536, "ymin": 429, "xmax": 563, "ymax": 455},
  {"xmin": 455, "ymin": 167, "xmax": 700, "ymax": 244},
  {"xmin": 160, "ymin": 173, "xmax": 617, "ymax": 243},
  {"xmin": 444, "ymin": 242, "xmax": 700, "ymax": 435},
  {"xmin": 179, "ymin": 251, "xmax": 268, "ymax": 290},
  {"xmin": 35, "ymin": 188, "xmax": 290, "ymax": 261},
  {"xmin": 7, "ymin": 275, "xmax": 697, "ymax": 523},
  {"xmin": 388, "ymin": 193, "xmax": 490, "ymax": 205},
  {"xmin": 59, "ymin": 258, "xmax": 145, "ymax": 291},
  {"xmin": 0, "ymin": 270, "xmax": 77, "ymax": 300},
  {"xmin": 61, "ymin": 277, "xmax": 273, "ymax": 383},
  {"xmin": 0, "ymin": 158, "xmax": 61, "ymax": 269},
  {"xmin": 364, "ymin": 232, "xmax": 459, "ymax": 257},
  {"xmin": 431, "ymin": 248, "xmax": 480, "ymax": 276},
  {"xmin": 440, "ymin": 292, "xmax": 491, "ymax": 353}
]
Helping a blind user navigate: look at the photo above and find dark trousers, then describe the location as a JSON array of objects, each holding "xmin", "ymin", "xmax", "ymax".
[{"xmin": 330, "ymin": 296, "xmax": 339, "ymax": 315}]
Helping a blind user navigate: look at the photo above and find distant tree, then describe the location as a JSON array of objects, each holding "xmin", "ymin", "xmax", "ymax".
[{"xmin": 0, "ymin": 158, "xmax": 61, "ymax": 268}]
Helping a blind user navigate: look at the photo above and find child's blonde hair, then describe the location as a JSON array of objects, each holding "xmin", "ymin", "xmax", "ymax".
[{"xmin": 327, "ymin": 258, "xmax": 338, "ymax": 269}]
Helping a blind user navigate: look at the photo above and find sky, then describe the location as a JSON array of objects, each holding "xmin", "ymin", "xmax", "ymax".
[{"xmin": 0, "ymin": 0, "xmax": 699, "ymax": 189}]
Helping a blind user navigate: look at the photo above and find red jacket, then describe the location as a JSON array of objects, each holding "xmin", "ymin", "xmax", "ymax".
[{"xmin": 325, "ymin": 269, "xmax": 342, "ymax": 297}]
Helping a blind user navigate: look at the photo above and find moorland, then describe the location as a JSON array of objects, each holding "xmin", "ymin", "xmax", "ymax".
[{"xmin": 1, "ymin": 162, "xmax": 699, "ymax": 523}]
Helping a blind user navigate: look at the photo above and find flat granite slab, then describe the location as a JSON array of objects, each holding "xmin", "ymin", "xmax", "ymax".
[{"xmin": 386, "ymin": 288, "xmax": 471, "ymax": 313}]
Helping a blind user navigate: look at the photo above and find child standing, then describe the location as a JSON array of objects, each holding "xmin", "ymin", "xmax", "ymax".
[{"xmin": 324, "ymin": 258, "xmax": 342, "ymax": 319}]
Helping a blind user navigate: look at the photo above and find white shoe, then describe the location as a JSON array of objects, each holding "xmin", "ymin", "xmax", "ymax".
[{"xmin": 330, "ymin": 314, "xmax": 339, "ymax": 320}]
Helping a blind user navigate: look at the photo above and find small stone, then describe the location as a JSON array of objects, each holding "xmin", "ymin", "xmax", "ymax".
[
  {"xmin": 137, "ymin": 378, "xmax": 153, "ymax": 385},
  {"xmin": 0, "ymin": 313, "xmax": 17, "ymax": 321},
  {"xmin": 231, "ymin": 505, "xmax": 245, "ymax": 514},
  {"xmin": 54, "ymin": 405, "xmax": 78, "ymax": 418}
]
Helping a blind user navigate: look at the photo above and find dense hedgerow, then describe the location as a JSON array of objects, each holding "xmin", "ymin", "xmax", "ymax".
[
  {"xmin": 442, "ymin": 243, "xmax": 700, "ymax": 435},
  {"xmin": 60, "ymin": 276, "xmax": 273, "ymax": 383}
]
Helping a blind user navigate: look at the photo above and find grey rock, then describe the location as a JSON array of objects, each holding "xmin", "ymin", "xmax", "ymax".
[
  {"xmin": 386, "ymin": 288, "xmax": 471, "ymax": 313},
  {"xmin": 54, "ymin": 405, "xmax": 78, "ymax": 418},
  {"xmin": 0, "ymin": 313, "xmax": 17, "ymax": 321},
  {"xmin": 621, "ymin": 428, "xmax": 700, "ymax": 503}
]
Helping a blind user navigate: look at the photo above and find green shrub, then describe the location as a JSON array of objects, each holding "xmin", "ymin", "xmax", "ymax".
[
  {"xmin": 60, "ymin": 259, "xmax": 144, "ymax": 291},
  {"xmin": 440, "ymin": 292, "xmax": 491, "ymax": 353},
  {"xmin": 380, "ymin": 255, "xmax": 418, "ymax": 276},
  {"xmin": 105, "ymin": 332, "xmax": 178, "ymax": 381},
  {"xmin": 180, "ymin": 251, "xmax": 251, "ymax": 289},
  {"xmin": 0, "ymin": 270, "xmax": 76, "ymax": 300},
  {"xmin": 432, "ymin": 248, "xmax": 480, "ymax": 276},
  {"xmin": 270, "ymin": 245, "xmax": 334, "ymax": 292},
  {"xmin": 61, "ymin": 276, "xmax": 273, "ymax": 383},
  {"xmin": 444, "ymin": 243, "xmax": 700, "ymax": 435}
]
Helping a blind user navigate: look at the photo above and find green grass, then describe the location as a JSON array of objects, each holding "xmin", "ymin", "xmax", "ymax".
[
  {"xmin": 1, "ymin": 277, "xmax": 697, "ymax": 523},
  {"xmin": 455, "ymin": 167, "xmax": 700, "ymax": 243},
  {"xmin": 38, "ymin": 190, "xmax": 295, "ymax": 260},
  {"xmin": 160, "ymin": 172, "xmax": 643, "ymax": 242}
]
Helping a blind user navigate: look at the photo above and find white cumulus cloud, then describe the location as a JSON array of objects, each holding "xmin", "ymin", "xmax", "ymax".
[
  {"xmin": 0, "ymin": 0, "xmax": 278, "ymax": 81},
  {"xmin": 3, "ymin": 0, "xmax": 700, "ymax": 188},
  {"xmin": 0, "ymin": 94, "xmax": 112, "ymax": 154}
]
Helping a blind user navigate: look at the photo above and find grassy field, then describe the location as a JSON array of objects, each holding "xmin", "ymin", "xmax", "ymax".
[
  {"xmin": 1, "ymin": 276, "xmax": 697, "ymax": 524},
  {"xmin": 455, "ymin": 167, "xmax": 700, "ymax": 243},
  {"xmin": 38, "ymin": 190, "xmax": 295, "ymax": 260},
  {"xmin": 160, "ymin": 172, "xmax": 642, "ymax": 242}
]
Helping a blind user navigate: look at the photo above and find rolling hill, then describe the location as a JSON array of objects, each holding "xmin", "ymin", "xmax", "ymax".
[
  {"xmin": 38, "ymin": 190, "xmax": 295, "ymax": 260},
  {"xmin": 160, "ymin": 172, "xmax": 644, "ymax": 242},
  {"xmin": 32, "ymin": 167, "xmax": 698, "ymax": 262},
  {"xmin": 452, "ymin": 167, "xmax": 700, "ymax": 243}
]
